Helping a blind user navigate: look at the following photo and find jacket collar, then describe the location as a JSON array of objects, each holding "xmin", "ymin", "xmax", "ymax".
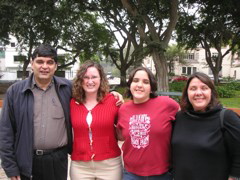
[{"xmin": 21, "ymin": 73, "xmax": 68, "ymax": 93}]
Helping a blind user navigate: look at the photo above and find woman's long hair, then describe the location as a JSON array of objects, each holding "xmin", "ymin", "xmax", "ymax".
[
  {"xmin": 180, "ymin": 72, "xmax": 220, "ymax": 111},
  {"xmin": 72, "ymin": 60, "xmax": 109, "ymax": 103}
]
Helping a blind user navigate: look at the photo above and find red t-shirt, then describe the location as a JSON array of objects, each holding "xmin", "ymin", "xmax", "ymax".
[{"xmin": 117, "ymin": 96, "xmax": 179, "ymax": 176}]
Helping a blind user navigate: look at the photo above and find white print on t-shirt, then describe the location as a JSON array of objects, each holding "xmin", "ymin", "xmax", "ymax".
[{"xmin": 129, "ymin": 114, "xmax": 150, "ymax": 149}]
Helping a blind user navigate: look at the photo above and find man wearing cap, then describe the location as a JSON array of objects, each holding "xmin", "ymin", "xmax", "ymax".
[{"xmin": 0, "ymin": 44, "xmax": 72, "ymax": 180}]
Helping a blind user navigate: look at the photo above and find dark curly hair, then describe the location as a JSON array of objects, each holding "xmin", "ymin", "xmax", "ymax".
[
  {"xmin": 72, "ymin": 60, "xmax": 109, "ymax": 103},
  {"xmin": 125, "ymin": 66, "xmax": 158, "ymax": 99},
  {"xmin": 180, "ymin": 72, "xmax": 220, "ymax": 112}
]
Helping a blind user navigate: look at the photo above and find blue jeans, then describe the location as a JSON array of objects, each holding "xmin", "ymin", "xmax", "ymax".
[{"xmin": 123, "ymin": 169, "xmax": 173, "ymax": 180}]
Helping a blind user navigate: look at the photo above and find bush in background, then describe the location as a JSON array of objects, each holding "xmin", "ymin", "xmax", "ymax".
[
  {"xmin": 216, "ymin": 85, "xmax": 236, "ymax": 98},
  {"xmin": 114, "ymin": 86, "xmax": 128, "ymax": 98},
  {"xmin": 169, "ymin": 82, "xmax": 186, "ymax": 92},
  {"xmin": 225, "ymin": 82, "xmax": 240, "ymax": 91}
]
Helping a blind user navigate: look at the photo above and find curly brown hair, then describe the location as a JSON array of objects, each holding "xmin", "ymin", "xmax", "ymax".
[
  {"xmin": 72, "ymin": 60, "xmax": 109, "ymax": 103},
  {"xmin": 180, "ymin": 72, "xmax": 220, "ymax": 112}
]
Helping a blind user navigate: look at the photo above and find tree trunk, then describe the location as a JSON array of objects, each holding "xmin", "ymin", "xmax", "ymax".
[
  {"xmin": 152, "ymin": 50, "xmax": 169, "ymax": 91},
  {"xmin": 212, "ymin": 69, "xmax": 219, "ymax": 85},
  {"xmin": 22, "ymin": 34, "xmax": 34, "ymax": 79},
  {"xmin": 120, "ymin": 68, "xmax": 127, "ymax": 87},
  {"xmin": 22, "ymin": 60, "xmax": 30, "ymax": 79}
]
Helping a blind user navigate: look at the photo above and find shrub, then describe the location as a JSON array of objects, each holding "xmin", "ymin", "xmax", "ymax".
[
  {"xmin": 225, "ymin": 82, "xmax": 240, "ymax": 91},
  {"xmin": 216, "ymin": 86, "xmax": 236, "ymax": 98},
  {"xmin": 169, "ymin": 82, "xmax": 186, "ymax": 92},
  {"xmin": 114, "ymin": 86, "xmax": 128, "ymax": 98}
]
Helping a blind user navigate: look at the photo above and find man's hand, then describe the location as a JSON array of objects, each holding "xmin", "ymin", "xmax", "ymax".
[
  {"xmin": 11, "ymin": 176, "xmax": 21, "ymax": 180},
  {"xmin": 110, "ymin": 91, "xmax": 124, "ymax": 106}
]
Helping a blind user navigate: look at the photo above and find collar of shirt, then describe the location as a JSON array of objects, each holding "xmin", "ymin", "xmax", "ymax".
[{"xmin": 31, "ymin": 75, "xmax": 54, "ymax": 91}]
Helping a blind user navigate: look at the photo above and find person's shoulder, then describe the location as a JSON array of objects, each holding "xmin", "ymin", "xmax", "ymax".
[
  {"xmin": 224, "ymin": 109, "xmax": 240, "ymax": 124},
  {"xmin": 102, "ymin": 93, "xmax": 116, "ymax": 102},
  {"xmin": 70, "ymin": 98, "xmax": 82, "ymax": 107},
  {"xmin": 7, "ymin": 79, "xmax": 29, "ymax": 92},
  {"xmin": 176, "ymin": 110, "xmax": 185, "ymax": 116},
  {"xmin": 119, "ymin": 100, "xmax": 133, "ymax": 110},
  {"xmin": 155, "ymin": 96, "xmax": 179, "ymax": 108},
  {"xmin": 54, "ymin": 76, "xmax": 72, "ymax": 87},
  {"xmin": 156, "ymin": 95, "xmax": 174, "ymax": 102}
]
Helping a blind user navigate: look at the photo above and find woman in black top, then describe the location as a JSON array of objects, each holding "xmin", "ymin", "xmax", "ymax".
[{"xmin": 172, "ymin": 72, "xmax": 240, "ymax": 180}]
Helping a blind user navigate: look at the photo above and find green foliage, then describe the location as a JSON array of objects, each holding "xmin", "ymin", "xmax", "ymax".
[
  {"xmin": 114, "ymin": 86, "xmax": 127, "ymax": 98},
  {"xmin": 0, "ymin": 0, "xmax": 113, "ymax": 73},
  {"xmin": 165, "ymin": 44, "xmax": 187, "ymax": 65},
  {"xmin": 176, "ymin": 1, "xmax": 240, "ymax": 85},
  {"xmin": 216, "ymin": 85, "xmax": 236, "ymax": 98},
  {"xmin": 223, "ymin": 82, "xmax": 240, "ymax": 91},
  {"xmin": 222, "ymin": 76, "xmax": 235, "ymax": 82},
  {"xmin": 169, "ymin": 82, "xmax": 186, "ymax": 92},
  {"xmin": 216, "ymin": 82, "xmax": 240, "ymax": 98}
]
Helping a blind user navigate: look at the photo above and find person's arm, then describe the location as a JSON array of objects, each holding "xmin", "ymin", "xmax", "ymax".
[
  {"xmin": 116, "ymin": 126, "xmax": 125, "ymax": 141},
  {"xmin": 110, "ymin": 91, "xmax": 124, "ymax": 106},
  {"xmin": 224, "ymin": 110, "xmax": 240, "ymax": 179},
  {"xmin": 0, "ymin": 88, "xmax": 20, "ymax": 177}
]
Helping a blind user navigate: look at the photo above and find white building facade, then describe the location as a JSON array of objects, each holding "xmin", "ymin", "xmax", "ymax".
[{"xmin": 143, "ymin": 46, "xmax": 240, "ymax": 80}]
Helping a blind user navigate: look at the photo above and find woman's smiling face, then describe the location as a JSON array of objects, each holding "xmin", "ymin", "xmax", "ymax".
[{"xmin": 187, "ymin": 77, "xmax": 212, "ymax": 112}]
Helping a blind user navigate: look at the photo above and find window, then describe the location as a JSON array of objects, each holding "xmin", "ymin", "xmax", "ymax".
[
  {"xmin": 182, "ymin": 67, "xmax": 186, "ymax": 74},
  {"xmin": 0, "ymin": 48, "xmax": 5, "ymax": 58},
  {"xmin": 212, "ymin": 52, "xmax": 218, "ymax": 57},
  {"xmin": 193, "ymin": 67, "xmax": 197, "ymax": 73},
  {"xmin": 195, "ymin": 53, "xmax": 199, "ymax": 60},
  {"xmin": 187, "ymin": 67, "xmax": 191, "ymax": 75},
  {"xmin": 182, "ymin": 66, "xmax": 196, "ymax": 75},
  {"xmin": 14, "ymin": 55, "xmax": 27, "ymax": 62},
  {"xmin": 185, "ymin": 53, "xmax": 194, "ymax": 60},
  {"xmin": 11, "ymin": 42, "xmax": 15, "ymax": 47}
]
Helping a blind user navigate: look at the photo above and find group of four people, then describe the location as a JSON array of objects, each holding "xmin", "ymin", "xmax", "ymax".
[{"xmin": 0, "ymin": 44, "xmax": 239, "ymax": 180}]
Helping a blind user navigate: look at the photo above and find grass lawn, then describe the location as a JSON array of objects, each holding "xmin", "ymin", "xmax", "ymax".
[
  {"xmin": 219, "ymin": 90, "xmax": 240, "ymax": 108},
  {"xmin": 219, "ymin": 98, "xmax": 240, "ymax": 108}
]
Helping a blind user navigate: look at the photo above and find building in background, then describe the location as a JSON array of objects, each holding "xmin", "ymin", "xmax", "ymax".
[
  {"xmin": 143, "ymin": 46, "xmax": 240, "ymax": 80},
  {"xmin": 0, "ymin": 36, "xmax": 79, "ymax": 81}
]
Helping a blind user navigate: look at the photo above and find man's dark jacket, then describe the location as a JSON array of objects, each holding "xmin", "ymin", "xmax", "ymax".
[{"xmin": 0, "ymin": 74, "xmax": 73, "ymax": 178}]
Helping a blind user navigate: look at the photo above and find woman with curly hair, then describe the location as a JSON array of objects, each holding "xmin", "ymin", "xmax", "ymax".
[{"xmin": 70, "ymin": 60, "xmax": 122, "ymax": 180}]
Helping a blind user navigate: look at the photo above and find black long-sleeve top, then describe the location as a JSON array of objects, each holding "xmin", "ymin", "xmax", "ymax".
[{"xmin": 172, "ymin": 106, "xmax": 240, "ymax": 180}]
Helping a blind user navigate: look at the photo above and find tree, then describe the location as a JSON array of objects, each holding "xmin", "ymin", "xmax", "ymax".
[
  {"xmin": 0, "ymin": 0, "xmax": 113, "ymax": 79},
  {"xmin": 176, "ymin": 0, "xmax": 240, "ymax": 84},
  {"xmin": 84, "ymin": 0, "xmax": 145, "ymax": 87},
  {"xmin": 0, "ymin": 1, "xmax": 15, "ymax": 43},
  {"xmin": 120, "ymin": 0, "xmax": 179, "ymax": 91},
  {"xmin": 82, "ymin": 0, "xmax": 178, "ymax": 90},
  {"xmin": 165, "ymin": 44, "xmax": 187, "ymax": 75},
  {"xmin": 56, "ymin": 0, "xmax": 113, "ymax": 70},
  {"xmin": 0, "ymin": 0, "xmax": 62, "ymax": 79}
]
